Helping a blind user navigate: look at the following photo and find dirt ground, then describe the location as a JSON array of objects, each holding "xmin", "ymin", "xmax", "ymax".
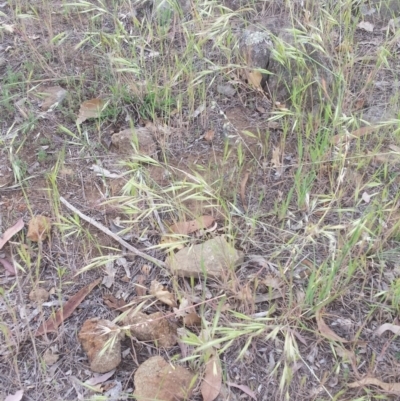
[{"xmin": 1, "ymin": 0, "xmax": 400, "ymax": 400}]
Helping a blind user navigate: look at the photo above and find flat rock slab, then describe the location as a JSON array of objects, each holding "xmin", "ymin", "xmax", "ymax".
[
  {"xmin": 134, "ymin": 356, "xmax": 196, "ymax": 401},
  {"xmin": 165, "ymin": 236, "xmax": 244, "ymax": 279}
]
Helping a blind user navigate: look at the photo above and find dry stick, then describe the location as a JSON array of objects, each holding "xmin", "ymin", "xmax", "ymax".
[{"xmin": 59, "ymin": 196, "xmax": 166, "ymax": 268}]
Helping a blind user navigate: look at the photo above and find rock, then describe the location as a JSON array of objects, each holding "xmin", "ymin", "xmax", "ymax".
[
  {"xmin": 134, "ymin": 356, "xmax": 196, "ymax": 401},
  {"xmin": 268, "ymin": 30, "xmax": 333, "ymax": 107},
  {"xmin": 238, "ymin": 18, "xmax": 334, "ymax": 108},
  {"xmin": 367, "ymin": 0, "xmax": 400, "ymax": 19},
  {"xmin": 165, "ymin": 236, "xmax": 244, "ymax": 279},
  {"xmin": 239, "ymin": 29, "xmax": 273, "ymax": 88},
  {"xmin": 78, "ymin": 318, "xmax": 124, "ymax": 373},
  {"xmin": 122, "ymin": 311, "xmax": 177, "ymax": 348},
  {"xmin": 111, "ymin": 127, "xmax": 158, "ymax": 158}
]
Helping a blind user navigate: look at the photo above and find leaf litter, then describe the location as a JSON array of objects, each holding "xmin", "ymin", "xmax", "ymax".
[{"xmin": 36, "ymin": 278, "xmax": 101, "ymax": 336}]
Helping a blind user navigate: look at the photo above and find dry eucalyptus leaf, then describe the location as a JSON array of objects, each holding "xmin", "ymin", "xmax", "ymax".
[
  {"xmin": 0, "ymin": 217, "xmax": 24, "ymax": 250},
  {"xmin": 36, "ymin": 278, "xmax": 101, "ymax": 336},
  {"xmin": 40, "ymin": 86, "xmax": 67, "ymax": 111},
  {"xmin": 4, "ymin": 390, "xmax": 23, "ymax": 401},
  {"xmin": 201, "ymin": 353, "xmax": 222, "ymax": 401},
  {"xmin": 348, "ymin": 377, "xmax": 400, "ymax": 393},
  {"xmin": 375, "ymin": 323, "xmax": 400, "ymax": 336},
  {"xmin": 76, "ymin": 97, "xmax": 108, "ymax": 125},
  {"xmin": 27, "ymin": 216, "xmax": 51, "ymax": 242},
  {"xmin": 316, "ymin": 310, "xmax": 348, "ymax": 343},
  {"xmin": 149, "ymin": 280, "xmax": 177, "ymax": 307}
]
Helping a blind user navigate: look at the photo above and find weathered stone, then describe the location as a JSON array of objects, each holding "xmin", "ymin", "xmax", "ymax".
[
  {"xmin": 238, "ymin": 17, "xmax": 334, "ymax": 108},
  {"xmin": 166, "ymin": 236, "xmax": 244, "ymax": 279},
  {"xmin": 367, "ymin": 0, "xmax": 400, "ymax": 19},
  {"xmin": 134, "ymin": 356, "xmax": 196, "ymax": 401},
  {"xmin": 122, "ymin": 311, "xmax": 177, "ymax": 348},
  {"xmin": 239, "ymin": 29, "xmax": 273, "ymax": 88},
  {"xmin": 78, "ymin": 318, "xmax": 124, "ymax": 373},
  {"xmin": 111, "ymin": 127, "xmax": 158, "ymax": 158}
]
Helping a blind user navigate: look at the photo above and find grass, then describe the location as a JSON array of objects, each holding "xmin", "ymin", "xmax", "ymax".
[{"xmin": 1, "ymin": 0, "xmax": 400, "ymax": 399}]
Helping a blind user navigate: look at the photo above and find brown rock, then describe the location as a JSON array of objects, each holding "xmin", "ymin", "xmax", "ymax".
[
  {"xmin": 134, "ymin": 356, "xmax": 196, "ymax": 401},
  {"xmin": 111, "ymin": 127, "xmax": 158, "ymax": 158},
  {"xmin": 165, "ymin": 236, "xmax": 244, "ymax": 279},
  {"xmin": 78, "ymin": 318, "xmax": 124, "ymax": 373},
  {"xmin": 123, "ymin": 311, "xmax": 177, "ymax": 348}
]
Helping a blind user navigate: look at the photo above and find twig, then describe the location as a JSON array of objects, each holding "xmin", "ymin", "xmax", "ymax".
[{"xmin": 59, "ymin": 196, "xmax": 166, "ymax": 268}]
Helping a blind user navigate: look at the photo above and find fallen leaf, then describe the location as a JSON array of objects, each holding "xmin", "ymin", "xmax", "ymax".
[
  {"xmin": 27, "ymin": 215, "xmax": 51, "ymax": 242},
  {"xmin": 332, "ymin": 126, "xmax": 379, "ymax": 145},
  {"xmin": 0, "ymin": 218, "xmax": 24, "ymax": 249},
  {"xmin": 201, "ymin": 352, "xmax": 222, "ymax": 401},
  {"xmin": 85, "ymin": 369, "xmax": 116, "ymax": 386},
  {"xmin": 204, "ymin": 130, "xmax": 215, "ymax": 142},
  {"xmin": 36, "ymin": 278, "xmax": 101, "ymax": 336},
  {"xmin": 40, "ymin": 86, "xmax": 67, "ymax": 111},
  {"xmin": 0, "ymin": 256, "xmax": 16, "ymax": 275},
  {"xmin": 150, "ymin": 280, "xmax": 177, "ymax": 307},
  {"xmin": 348, "ymin": 377, "xmax": 400, "ymax": 393},
  {"xmin": 227, "ymin": 382, "xmax": 257, "ymax": 400},
  {"xmin": 316, "ymin": 310, "xmax": 348, "ymax": 343},
  {"xmin": 4, "ymin": 390, "xmax": 23, "ymax": 401},
  {"xmin": 240, "ymin": 171, "xmax": 250, "ymax": 212},
  {"xmin": 375, "ymin": 323, "xmax": 400, "ymax": 336},
  {"xmin": 76, "ymin": 97, "xmax": 108, "ymax": 125},
  {"xmin": 168, "ymin": 215, "xmax": 215, "ymax": 235},
  {"xmin": 357, "ymin": 21, "xmax": 374, "ymax": 32}
]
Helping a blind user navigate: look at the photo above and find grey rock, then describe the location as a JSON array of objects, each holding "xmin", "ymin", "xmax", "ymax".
[
  {"xmin": 239, "ymin": 29, "xmax": 273, "ymax": 88},
  {"xmin": 367, "ymin": 0, "xmax": 400, "ymax": 19},
  {"xmin": 166, "ymin": 236, "xmax": 244, "ymax": 279}
]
